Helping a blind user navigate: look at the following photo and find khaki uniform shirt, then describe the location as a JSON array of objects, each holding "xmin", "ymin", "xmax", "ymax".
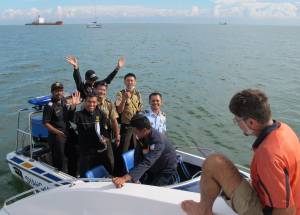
[
  {"xmin": 98, "ymin": 97, "xmax": 118, "ymax": 130},
  {"xmin": 115, "ymin": 89, "xmax": 143, "ymax": 124}
]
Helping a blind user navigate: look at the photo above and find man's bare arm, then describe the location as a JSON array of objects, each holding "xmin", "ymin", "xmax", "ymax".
[
  {"xmin": 112, "ymin": 118, "xmax": 120, "ymax": 147},
  {"xmin": 116, "ymin": 92, "xmax": 130, "ymax": 114},
  {"xmin": 44, "ymin": 122, "xmax": 65, "ymax": 137}
]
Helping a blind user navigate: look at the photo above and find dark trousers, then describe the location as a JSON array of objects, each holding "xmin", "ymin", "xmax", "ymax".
[
  {"xmin": 48, "ymin": 133, "xmax": 66, "ymax": 171},
  {"xmin": 79, "ymin": 141, "xmax": 114, "ymax": 177},
  {"xmin": 141, "ymin": 169, "xmax": 178, "ymax": 186},
  {"xmin": 114, "ymin": 124, "xmax": 136, "ymax": 176},
  {"xmin": 120, "ymin": 124, "xmax": 135, "ymax": 153},
  {"xmin": 64, "ymin": 129, "xmax": 79, "ymax": 177}
]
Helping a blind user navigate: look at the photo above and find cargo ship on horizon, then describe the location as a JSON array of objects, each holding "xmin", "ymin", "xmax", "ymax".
[{"xmin": 25, "ymin": 15, "xmax": 63, "ymax": 26}]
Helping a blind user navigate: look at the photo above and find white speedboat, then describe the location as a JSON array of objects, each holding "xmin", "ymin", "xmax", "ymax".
[
  {"xmin": 0, "ymin": 180, "xmax": 237, "ymax": 215},
  {"xmin": 6, "ymin": 95, "xmax": 250, "ymax": 192},
  {"xmin": 86, "ymin": 21, "xmax": 102, "ymax": 28}
]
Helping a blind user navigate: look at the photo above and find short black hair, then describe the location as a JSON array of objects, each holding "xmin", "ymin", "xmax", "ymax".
[
  {"xmin": 124, "ymin": 73, "xmax": 136, "ymax": 80},
  {"xmin": 85, "ymin": 92, "xmax": 98, "ymax": 100},
  {"xmin": 229, "ymin": 89, "xmax": 271, "ymax": 124},
  {"xmin": 149, "ymin": 92, "xmax": 162, "ymax": 101},
  {"xmin": 130, "ymin": 113, "xmax": 151, "ymax": 130},
  {"xmin": 94, "ymin": 81, "xmax": 108, "ymax": 88}
]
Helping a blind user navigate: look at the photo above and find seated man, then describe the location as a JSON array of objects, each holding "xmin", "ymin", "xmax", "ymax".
[
  {"xmin": 70, "ymin": 92, "xmax": 114, "ymax": 176},
  {"xmin": 66, "ymin": 56, "xmax": 125, "ymax": 99},
  {"xmin": 145, "ymin": 92, "xmax": 166, "ymax": 133},
  {"xmin": 181, "ymin": 89, "xmax": 300, "ymax": 215},
  {"xmin": 112, "ymin": 114, "xmax": 177, "ymax": 187}
]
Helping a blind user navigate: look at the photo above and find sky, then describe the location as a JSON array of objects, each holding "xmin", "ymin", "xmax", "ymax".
[{"xmin": 0, "ymin": 0, "xmax": 300, "ymax": 25}]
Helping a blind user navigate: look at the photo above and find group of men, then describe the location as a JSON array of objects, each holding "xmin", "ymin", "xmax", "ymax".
[
  {"xmin": 43, "ymin": 55, "xmax": 178, "ymax": 186},
  {"xmin": 42, "ymin": 56, "xmax": 300, "ymax": 214}
]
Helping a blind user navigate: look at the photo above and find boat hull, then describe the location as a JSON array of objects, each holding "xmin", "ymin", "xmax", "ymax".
[
  {"xmin": 86, "ymin": 24, "xmax": 102, "ymax": 28},
  {"xmin": 6, "ymin": 150, "xmax": 250, "ymax": 192},
  {"xmin": 1, "ymin": 182, "xmax": 237, "ymax": 215},
  {"xmin": 25, "ymin": 21, "xmax": 63, "ymax": 26},
  {"xmin": 7, "ymin": 152, "xmax": 74, "ymax": 191}
]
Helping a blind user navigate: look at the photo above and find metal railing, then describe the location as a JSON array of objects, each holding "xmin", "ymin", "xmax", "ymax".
[{"xmin": 16, "ymin": 108, "xmax": 43, "ymax": 159}]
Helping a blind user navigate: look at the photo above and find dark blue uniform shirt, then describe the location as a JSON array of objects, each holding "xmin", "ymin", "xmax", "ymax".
[
  {"xmin": 42, "ymin": 98, "xmax": 70, "ymax": 133},
  {"xmin": 129, "ymin": 128, "xmax": 177, "ymax": 182}
]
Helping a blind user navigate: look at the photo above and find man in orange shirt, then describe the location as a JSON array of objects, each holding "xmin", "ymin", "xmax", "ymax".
[{"xmin": 181, "ymin": 89, "xmax": 300, "ymax": 215}]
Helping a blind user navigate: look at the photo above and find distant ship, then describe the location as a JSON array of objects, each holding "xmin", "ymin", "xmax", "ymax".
[
  {"xmin": 86, "ymin": 21, "xmax": 102, "ymax": 28},
  {"xmin": 25, "ymin": 15, "xmax": 63, "ymax": 26},
  {"xmin": 219, "ymin": 21, "xmax": 227, "ymax": 25}
]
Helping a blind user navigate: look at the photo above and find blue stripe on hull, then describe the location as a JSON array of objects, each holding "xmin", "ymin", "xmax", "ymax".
[
  {"xmin": 44, "ymin": 173, "xmax": 62, "ymax": 182},
  {"xmin": 31, "ymin": 167, "xmax": 46, "ymax": 174},
  {"xmin": 11, "ymin": 157, "xmax": 24, "ymax": 164}
]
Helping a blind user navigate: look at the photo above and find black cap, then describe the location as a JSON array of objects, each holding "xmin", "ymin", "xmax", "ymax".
[
  {"xmin": 51, "ymin": 82, "xmax": 64, "ymax": 92},
  {"xmin": 85, "ymin": 70, "xmax": 98, "ymax": 81}
]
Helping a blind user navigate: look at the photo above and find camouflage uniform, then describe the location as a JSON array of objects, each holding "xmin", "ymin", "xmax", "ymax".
[
  {"xmin": 98, "ymin": 97, "xmax": 119, "ymax": 133},
  {"xmin": 97, "ymin": 97, "xmax": 119, "ymax": 175},
  {"xmin": 115, "ymin": 89, "xmax": 143, "ymax": 125},
  {"xmin": 114, "ymin": 89, "xmax": 143, "ymax": 176}
]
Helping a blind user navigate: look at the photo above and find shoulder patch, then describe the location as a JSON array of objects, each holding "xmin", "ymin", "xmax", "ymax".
[{"xmin": 47, "ymin": 102, "xmax": 53, "ymax": 107}]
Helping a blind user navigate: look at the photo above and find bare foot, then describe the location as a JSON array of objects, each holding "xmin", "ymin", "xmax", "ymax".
[{"xmin": 181, "ymin": 200, "xmax": 213, "ymax": 215}]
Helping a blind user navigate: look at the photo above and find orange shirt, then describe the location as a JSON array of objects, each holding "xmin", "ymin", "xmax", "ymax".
[{"xmin": 251, "ymin": 122, "xmax": 300, "ymax": 214}]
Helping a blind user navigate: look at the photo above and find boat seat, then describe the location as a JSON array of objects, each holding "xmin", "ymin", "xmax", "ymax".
[
  {"xmin": 122, "ymin": 149, "xmax": 135, "ymax": 173},
  {"xmin": 176, "ymin": 155, "xmax": 191, "ymax": 181},
  {"xmin": 85, "ymin": 165, "xmax": 109, "ymax": 178},
  {"xmin": 21, "ymin": 143, "xmax": 50, "ymax": 160},
  {"xmin": 31, "ymin": 115, "xmax": 48, "ymax": 142}
]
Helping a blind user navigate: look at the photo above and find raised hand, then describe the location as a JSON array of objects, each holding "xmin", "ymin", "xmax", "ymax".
[
  {"xmin": 125, "ymin": 91, "xmax": 131, "ymax": 99},
  {"xmin": 71, "ymin": 91, "xmax": 81, "ymax": 106},
  {"xmin": 117, "ymin": 57, "xmax": 125, "ymax": 69},
  {"xmin": 65, "ymin": 56, "xmax": 79, "ymax": 69}
]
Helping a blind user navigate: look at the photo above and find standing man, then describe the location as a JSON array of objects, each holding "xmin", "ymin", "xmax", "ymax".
[
  {"xmin": 181, "ymin": 89, "xmax": 300, "ymax": 215},
  {"xmin": 94, "ymin": 80, "xmax": 120, "ymax": 175},
  {"xmin": 65, "ymin": 56, "xmax": 125, "ymax": 99},
  {"xmin": 94, "ymin": 81, "xmax": 120, "ymax": 146},
  {"xmin": 115, "ymin": 73, "xmax": 143, "ymax": 150},
  {"xmin": 112, "ymin": 114, "xmax": 177, "ymax": 187},
  {"xmin": 145, "ymin": 92, "xmax": 166, "ymax": 133},
  {"xmin": 43, "ymin": 82, "xmax": 71, "ymax": 171},
  {"xmin": 70, "ymin": 92, "xmax": 114, "ymax": 176},
  {"xmin": 115, "ymin": 73, "xmax": 143, "ymax": 175}
]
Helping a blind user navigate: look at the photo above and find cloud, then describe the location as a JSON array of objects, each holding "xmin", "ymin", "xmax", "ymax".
[
  {"xmin": 213, "ymin": 0, "xmax": 299, "ymax": 18},
  {"xmin": 0, "ymin": 5, "xmax": 203, "ymax": 21},
  {"xmin": 190, "ymin": 6, "xmax": 201, "ymax": 17},
  {"xmin": 1, "ymin": 7, "xmax": 52, "ymax": 20}
]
